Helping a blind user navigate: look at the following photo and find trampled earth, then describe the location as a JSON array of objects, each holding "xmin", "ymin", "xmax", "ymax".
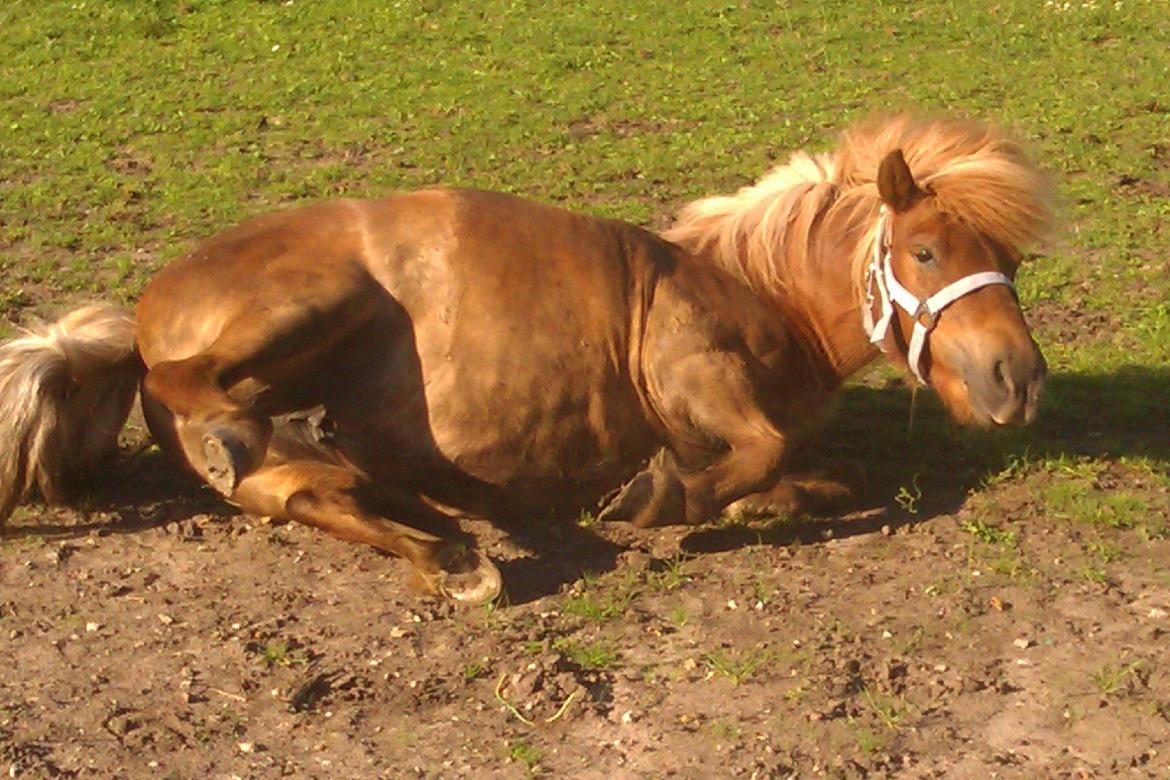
[{"xmin": 2, "ymin": 398, "xmax": 1168, "ymax": 779}]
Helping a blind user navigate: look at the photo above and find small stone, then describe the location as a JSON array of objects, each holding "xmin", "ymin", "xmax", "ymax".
[
  {"xmin": 157, "ymin": 614, "xmax": 174, "ymax": 625},
  {"xmin": 620, "ymin": 710, "xmax": 634, "ymax": 724},
  {"xmin": 238, "ymin": 742, "xmax": 254, "ymax": 754},
  {"xmin": 726, "ymin": 599, "xmax": 738, "ymax": 610},
  {"xmin": 881, "ymin": 630, "xmax": 893, "ymax": 639},
  {"xmin": 85, "ymin": 622, "xmax": 100, "ymax": 633},
  {"xmin": 881, "ymin": 524, "xmax": 892, "ymax": 536},
  {"xmin": 1148, "ymin": 607, "xmax": 1167, "ymax": 619},
  {"xmin": 1013, "ymin": 638, "xmax": 1031, "ymax": 650}
]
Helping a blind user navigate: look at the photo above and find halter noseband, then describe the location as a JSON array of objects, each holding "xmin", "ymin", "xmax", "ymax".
[{"xmin": 862, "ymin": 206, "xmax": 1015, "ymax": 385}]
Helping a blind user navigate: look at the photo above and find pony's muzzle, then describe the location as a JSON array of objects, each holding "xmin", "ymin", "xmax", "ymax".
[{"xmin": 968, "ymin": 345, "xmax": 1047, "ymax": 427}]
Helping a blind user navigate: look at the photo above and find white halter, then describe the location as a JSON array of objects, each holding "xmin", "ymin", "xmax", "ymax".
[{"xmin": 862, "ymin": 206, "xmax": 1015, "ymax": 385}]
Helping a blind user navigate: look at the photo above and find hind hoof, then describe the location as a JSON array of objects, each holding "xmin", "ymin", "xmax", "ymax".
[
  {"xmin": 201, "ymin": 429, "xmax": 249, "ymax": 495},
  {"xmin": 433, "ymin": 549, "xmax": 503, "ymax": 606}
]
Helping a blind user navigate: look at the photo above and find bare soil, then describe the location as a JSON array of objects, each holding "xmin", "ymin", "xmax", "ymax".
[{"xmin": 2, "ymin": 406, "xmax": 1169, "ymax": 780}]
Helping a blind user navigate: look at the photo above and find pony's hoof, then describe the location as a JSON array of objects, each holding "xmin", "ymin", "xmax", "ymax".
[
  {"xmin": 598, "ymin": 471, "xmax": 655, "ymax": 523},
  {"xmin": 598, "ymin": 452, "xmax": 685, "ymax": 528},
  {"xmin": 201, "ymin": 429, "xmax": 247, "ymax": 495},
  {"xmin": 435, "ymin": 549, "xmax": 503, "ymax": 606}
]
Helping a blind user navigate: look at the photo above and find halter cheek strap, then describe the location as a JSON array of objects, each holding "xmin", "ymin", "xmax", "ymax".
[{"xmin": 863, "ymin": 207, "xmax": 1015, "ymax": 385}]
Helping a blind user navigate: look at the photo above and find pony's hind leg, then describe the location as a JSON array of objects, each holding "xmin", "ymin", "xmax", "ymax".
[
  {"xmin": 139, "ymin": 265, "xmax": 382, "ymax": 495},
  {"xmin": 230, "ymin": 459, "xmax": 502, "ymax": 605}
]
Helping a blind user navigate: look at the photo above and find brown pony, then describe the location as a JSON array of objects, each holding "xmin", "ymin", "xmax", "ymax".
[{"xmin": 0, "ymin": 115, "xmax": 1055, "ymax": 604}]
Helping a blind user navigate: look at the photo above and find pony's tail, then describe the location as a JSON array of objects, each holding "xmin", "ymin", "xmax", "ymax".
[{"xmin": 0, "ymin": 304, "xmax": 143, "ymax": 524}]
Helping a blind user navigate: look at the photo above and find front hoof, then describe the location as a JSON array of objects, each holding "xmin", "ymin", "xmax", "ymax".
[
  {"xmin": 597, "ymin": 452, "xmax": 686, "ymax": 528},
  {"xmin": 434, "ymin": 549, "xmax": 503, "ymax": 606},
  {"xmin": 597, "ymin": 471, "xmax": 656, "ymax": 523}
]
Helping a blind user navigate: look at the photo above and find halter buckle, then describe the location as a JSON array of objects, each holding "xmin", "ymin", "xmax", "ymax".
[{"xmin": 913, "ymin": 302, "xmax": 938, "ymax": 330}]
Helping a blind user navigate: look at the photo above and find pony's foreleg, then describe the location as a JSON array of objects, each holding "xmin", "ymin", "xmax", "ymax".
[
  {"xmin": 606, "ymin": 354, "xmax": 788, "ymax": 528},
  {"xmin": 230, "ymin": 459, "xmax": 502, "ymax": 605},
  {"xmin": 727, "ymin": 459, "xmax": 865, "ymax": 519}
]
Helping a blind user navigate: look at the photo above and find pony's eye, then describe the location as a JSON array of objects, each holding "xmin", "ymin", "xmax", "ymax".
[{"xmin": 913, "ymin": 247, "xmax": 935, "ymax": 264}]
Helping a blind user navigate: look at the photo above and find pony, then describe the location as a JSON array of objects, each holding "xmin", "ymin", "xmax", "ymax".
[{"xmin": 0, "ymin": 115, "xmax": 1056, "ymax": 605}]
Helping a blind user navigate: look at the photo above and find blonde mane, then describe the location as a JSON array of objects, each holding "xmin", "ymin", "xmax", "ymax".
[{"xmin": 663, "ymin": 115, "xmax": 1058, "ymax": 300}]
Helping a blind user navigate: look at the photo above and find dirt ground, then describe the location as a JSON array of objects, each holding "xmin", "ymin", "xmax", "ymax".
[{"xmin": 2, "ymin": 403, "xmax": 1169, "ymax": 780}]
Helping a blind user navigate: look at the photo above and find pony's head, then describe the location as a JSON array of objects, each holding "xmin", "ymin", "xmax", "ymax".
[
  {"xmin": 856, "ymin": 119, "xmax": 1057, "ymax": 427},
  {"xmin": 664, "ymin": 114, "xmax": 1058, "ymax": 428}
]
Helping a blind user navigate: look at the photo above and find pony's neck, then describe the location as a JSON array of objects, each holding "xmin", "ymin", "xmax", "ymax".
[
  {"xmin": 662, "ymin": 161, "xmax": 885, "ymax": 382},
  {"xmin": 777, "ymin": 205, "xmax": 882, "ymax": 382},
  {"xmin": 679, "ymin": 208, "xmax": 880, "ymax": 382}
]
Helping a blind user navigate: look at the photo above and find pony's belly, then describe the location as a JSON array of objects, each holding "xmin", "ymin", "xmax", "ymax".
[{"xmin": 423, "ymin": 373, "xmax": 658, "ymax": 490}]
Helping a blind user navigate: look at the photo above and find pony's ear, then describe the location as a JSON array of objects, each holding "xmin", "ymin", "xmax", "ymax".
[{"xmin": 877, "ymin": 148, "xmax": 925, "ymax": 213}]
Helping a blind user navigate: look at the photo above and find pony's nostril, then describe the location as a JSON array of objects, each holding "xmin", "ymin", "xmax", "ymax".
[{"xmin": 992, "ymin": 359, "xmax": 1007, "ymax": 390}]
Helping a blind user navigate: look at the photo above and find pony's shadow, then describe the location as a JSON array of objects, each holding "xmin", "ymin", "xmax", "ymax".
[{"xmin": 681, "ymin": 364, "xmax": 1170, "ymax": 555}]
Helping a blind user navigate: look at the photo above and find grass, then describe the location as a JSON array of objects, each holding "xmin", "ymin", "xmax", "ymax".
[
  {"xmin": 561, "ymin": 570, "xmax": 640, "ymax": 621},
  {"xmin": 859, "ymin": 686, "xmax": 908, "ymax": 731},
  {"xmin": 504, "ymin": 738, "xmax": 542, "ymax": 775},
  {"xmin": 258, "ymin": 640, "xmax": 307, "ymax": 669},
  {"xmin": 893, "ymin": 475, "xmax": 923, "ymax": 515},
  {"xmin": 647, "ymin": 555, "xmax": 691, "ymax": 591},
  {"xmin": 708, "ymin": 717, "xmax": 743, "ymax": 743},
  {"xmin": 1090, "ymin": 661, "xmax": 1144, "ymax": 697},
  {"xmin": 552, "ymin": 637, "xmax": 620, "ymax": 670},
  {"xmin": 960, "ymin": 519, "xmax": 1017, "ymax": 547},
  {"xmin": 703, "ymin": 646, "xmax": 774, "ymax": 686}
]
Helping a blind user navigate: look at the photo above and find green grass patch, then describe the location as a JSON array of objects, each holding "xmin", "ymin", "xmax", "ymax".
[
  {"xmin": 257, "ymin": 639, "xmax": 307, "ymax": 669},
  {"xmin": 552, "ymin": 637, "xmax": 620, "ymax": 670},
  {"xmin": 504, "ymin": 738, "xmax": 543, "ymax": 775},
  {"xmin": 703, "ymin": 646, "xmax": 775, "ymax": 685},
  {"xmin": 562, "ymin": 570, "xmax": 640, "ymax": 621},
  {"xmin": 1090, "ymin": 661, "xmax": 1145, "ymax": 697}
]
